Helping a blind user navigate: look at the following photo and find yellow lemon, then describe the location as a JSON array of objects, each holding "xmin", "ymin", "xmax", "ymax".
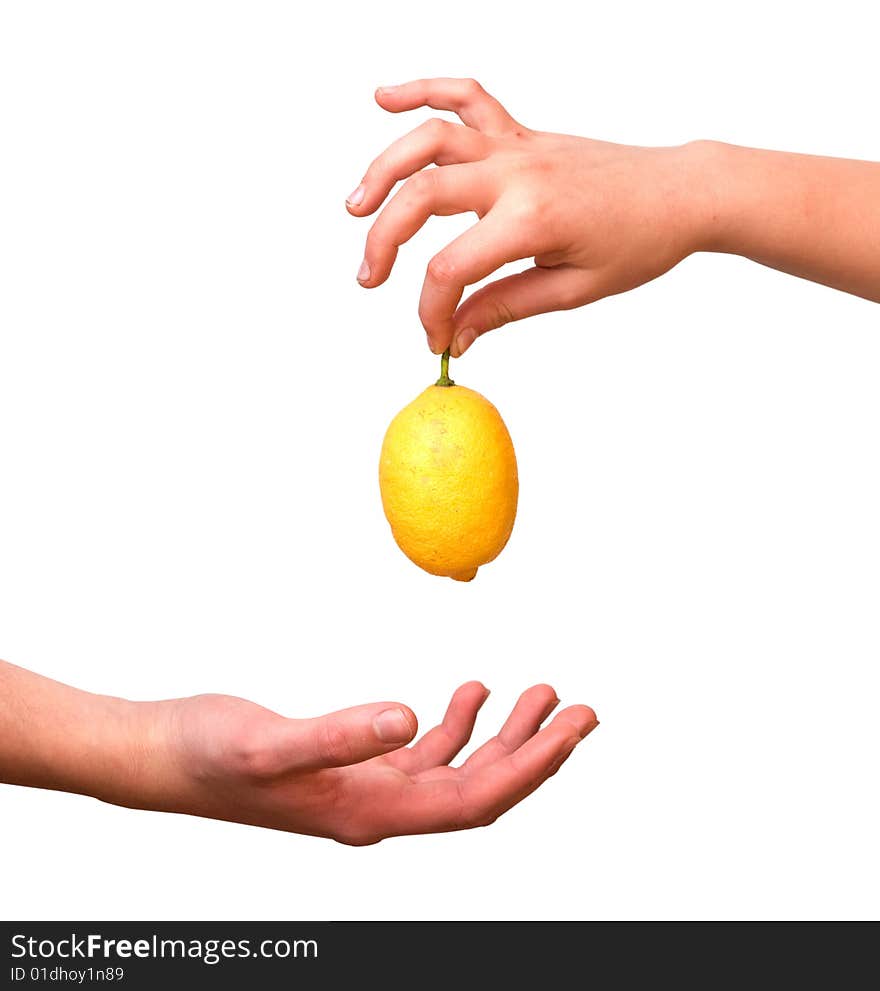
[{"xmin": 379, "ymin": 352, "xmax": 518, "ymax": 581}]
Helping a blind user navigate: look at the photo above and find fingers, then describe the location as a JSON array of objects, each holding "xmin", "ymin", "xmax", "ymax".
[
  {"xmin": 375, "ymin": 78, "xmax": 520, "ymax": 135},
  {"xmin": 385, "ymin": 681, "xmax": 490, "ymax": 774},
  {"xmin": 358, "ymin": 163, "xmax": 493, "ymax": 291},
  {"xmin": 454, "ymin": 705, "xmax": 598, "ymax": 827},
  {"xmin": 346, "ymin": 118, "xmax": 490, "ymax": 217},
  {"xmin": 269, "ymin": 702, "xmax": 418, "ymax": 772},
  {"xmin": 376, "ymin": 704, "xmax": 598, "ymax": 837},
  {"xmin": 459, "ymin": 683, "xmax": 559, "ymax": 774},
  {"xmin": 449, "ymin": 265, "xmax": 595, "ymax": 357},
  {"xmin": 418, "ymin": 211, "xmax": 529, "ymax": 353}
]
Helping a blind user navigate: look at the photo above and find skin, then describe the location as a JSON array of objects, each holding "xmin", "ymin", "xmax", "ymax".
[
  {"xmin": 347, "ymin": 77, "xmax": 880, "ymax": 356},
  {"xmin": 0, "ymin": 659, "xmax": 596, "ymax": 845}
]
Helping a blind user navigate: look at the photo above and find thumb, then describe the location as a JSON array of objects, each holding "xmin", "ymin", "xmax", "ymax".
[
  {"xmin": 450, "ymin": 265, "xmax": 591, "ymax": 357},
  {"xmin": 271, "ymin": 703, "xmax": 418, "ymax": 771}
]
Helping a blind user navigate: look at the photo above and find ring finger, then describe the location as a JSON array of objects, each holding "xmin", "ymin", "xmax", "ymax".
[{"xmin": 347, "ymin": 118, "xmax": 491, "ymax": 217}]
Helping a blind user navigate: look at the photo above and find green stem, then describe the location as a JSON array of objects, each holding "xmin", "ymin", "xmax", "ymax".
[{"xmin": 435, "ymin": 348, "xmax": 455, "ymax": 387}]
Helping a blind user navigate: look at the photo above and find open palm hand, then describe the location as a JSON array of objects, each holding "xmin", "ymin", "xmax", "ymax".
[{"xmin": 155, "ymin": 682, "xmax": 597, "ymax": 845}]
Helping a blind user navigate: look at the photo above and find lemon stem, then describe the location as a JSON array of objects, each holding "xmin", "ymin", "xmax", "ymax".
[{"xmin": 436, "ymin": 348, "xmax": 455, "ymax": 387}]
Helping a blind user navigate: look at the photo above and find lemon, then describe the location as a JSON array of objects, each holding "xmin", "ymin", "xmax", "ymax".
[{"xmin": 379, "ymin": 351, "xmax": 518, "ymax": 581}]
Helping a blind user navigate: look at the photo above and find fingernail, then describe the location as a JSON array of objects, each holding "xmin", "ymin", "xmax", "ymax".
[
  {"xmin": 581, "ymin": 718, "xmax": 599, "ymax": 739},
  {"xmin": 373, "ymin": 708, "xmax": 412, "ymax": 743},
  {"xmin": 451, "ymin": 327, "xmax": 477, "ymax": 357},
  {"xmin": 346, "ymin": 184, "xmax": 365, "ymax": 207},
  {"xmin": 357, "ymin": 258, "xmax": 371, "ymax": 283},
  {"xmin": 426, "ymin": 333, "xmax": 443, "ymax": 355},
  {"xmin": 376, "ymin": 85, "xmax": 399, "ymax": 95}
]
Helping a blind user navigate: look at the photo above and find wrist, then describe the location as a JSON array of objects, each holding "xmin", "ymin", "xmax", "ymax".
[
  {"xmin": 675, "ymin": 139, "xmax": 736, "ymax": 254},
  {"xmin": 64, "ymin": 694, "xmax": 151, "ymax": 806},
  {"xmin": 680, "ymin": 139, "xmax": 777, "ymax": 257},
  {"xmin": 73, "ymin": 694, "xmax": 182, "ymax": 813}
]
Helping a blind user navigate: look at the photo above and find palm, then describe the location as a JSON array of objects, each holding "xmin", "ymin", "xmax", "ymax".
[{"xmin": 172, "ymin": 683, "xmax": 596, "ymax": 845}]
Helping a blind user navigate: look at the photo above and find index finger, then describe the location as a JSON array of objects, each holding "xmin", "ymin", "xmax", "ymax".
[
  {"xmin": 383, "ymin": 681, "xmax": 490, "ymax": 774},
  {"xmin": 419, "ymin": 211, "xmax": 528, "ymax": 353},
  {"xmin": 375, "ymin": 77, "xmax": 520, "ymax": 135}
]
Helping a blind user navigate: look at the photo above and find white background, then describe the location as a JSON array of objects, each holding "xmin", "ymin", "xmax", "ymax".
[{"xmin": 1, "ymin": 0, "xmax": 878, "ymax": 921}]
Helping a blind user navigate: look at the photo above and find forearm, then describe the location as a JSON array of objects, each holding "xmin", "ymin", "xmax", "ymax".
[
  {"xmin": 694, "ymin": 140, "xmax": 880, "ymax": 302},
  {"xmin": 0, "ymin": 659, "xmax": 166, "ymax": 808}
]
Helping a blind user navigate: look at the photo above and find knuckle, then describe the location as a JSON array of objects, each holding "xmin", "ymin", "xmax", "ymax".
[
  {"xmin": 518, "ymin": 154, "xmax": 553, "ymax": 176},
  {"xmin": 461, "ymin": 77, "xmax": 484, "ymax": 96},
  {"xmin": 403, "ymin": 169, "xmax": 436, "ymax": 199},
  {"xmin": 510, "ymin": 193, "xmax": 543, "ymax": 225},
  {"xmin": 423, "ymin": 116, "xmax": 448, "ymax": 139},
  {"xmin": 233, "ymin": 731, "xmax": 278, "ymax": 779},
  {"xmin": 315, "ymin": 720, "xmax": 355, "ymax": 767},
  {"xmin": 426, "ymin": 252, "xmax": 459, "ymax": 287},
  {"xmin": 484, "ymin": 297, "xmax": 517, "ymax": 331}
]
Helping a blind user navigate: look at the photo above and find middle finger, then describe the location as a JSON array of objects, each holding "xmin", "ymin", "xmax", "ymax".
[
  {"xmin": 459, "ymin": 684, "xmax": 560, "ymax": 774},
  {"xmin": 358, "ymin": 163, "xmax": 494, "ymax": 288}
]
